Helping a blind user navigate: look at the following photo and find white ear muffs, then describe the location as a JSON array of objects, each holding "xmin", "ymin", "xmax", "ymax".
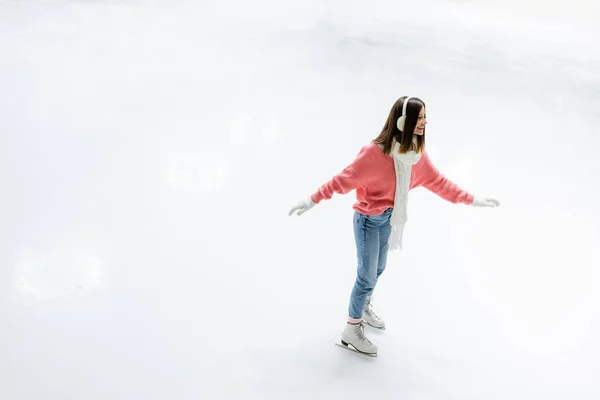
[{"xmin": 396, "ymin": 96, "xmax": 413, "ymax": 131}]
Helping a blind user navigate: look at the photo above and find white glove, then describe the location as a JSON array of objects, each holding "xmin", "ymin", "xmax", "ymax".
[
  {"xmin": 288, "ymin": 197, "xmax": 316, "ymax": 216},
  {"xmin": 471, "ymin": 197, "xmax": 500, "ymax": 207}
]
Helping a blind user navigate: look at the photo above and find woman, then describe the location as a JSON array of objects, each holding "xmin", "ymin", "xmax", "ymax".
[{"xmin": 288, "ymin": 96, "xmax": 500, "ymax": 356}]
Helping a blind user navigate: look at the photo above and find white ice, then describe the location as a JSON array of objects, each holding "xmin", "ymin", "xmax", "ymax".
[{"xmin": 1, "ymin": 0, "xmax": 599, "ymax": 399}]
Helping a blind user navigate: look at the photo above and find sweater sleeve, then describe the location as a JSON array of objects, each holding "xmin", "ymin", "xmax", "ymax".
[
  {"xmin": 416, "ymin": 151, "xmax": 474, "ymax": 205},
  {"xmin": 310, "ymin": 146, "xmax": 372, "ymax": 204}
]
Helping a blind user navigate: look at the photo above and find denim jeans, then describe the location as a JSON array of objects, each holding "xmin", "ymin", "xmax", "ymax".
[{"xmin": 348, "ymin": 207, "xmax": 392, "ymax": 319}]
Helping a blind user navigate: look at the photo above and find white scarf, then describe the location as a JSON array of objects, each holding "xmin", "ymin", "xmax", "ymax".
[{"xmin": 389, "ymin": 140, "xmax": 421, "ymax": 251}]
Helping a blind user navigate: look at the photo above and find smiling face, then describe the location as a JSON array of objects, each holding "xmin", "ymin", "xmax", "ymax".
[
  {"xmin": 414, "ymin": 106, "xmax": 427, "ymax": 135},
  {"xmin": 372, "ymin": 96, "xmax": 427, "ymax": 155}
]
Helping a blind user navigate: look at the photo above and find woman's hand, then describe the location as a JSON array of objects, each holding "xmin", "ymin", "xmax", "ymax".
[
  {"xmin": 288, "ymin": 197, "xmax": 316, "ymax": 216},
  {"xmin": 471, "ymin": 197, "xmax": 500, "ymax": 207}
]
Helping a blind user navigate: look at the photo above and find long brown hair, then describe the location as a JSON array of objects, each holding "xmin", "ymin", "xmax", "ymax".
[{"xmin": 372, "ymin": 96, "xmax": 426, "ymax": 155}]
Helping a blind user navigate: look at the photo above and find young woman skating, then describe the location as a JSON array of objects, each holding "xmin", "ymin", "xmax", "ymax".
[{"xmin": 289, "ymin": 96, "xmax": 500, "ymax": 356}]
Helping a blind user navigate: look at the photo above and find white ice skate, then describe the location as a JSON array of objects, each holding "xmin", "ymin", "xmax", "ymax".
[
  {"xmin": 363, "ymin": 296, "xmax": 385, "ymax": 330},
  {"xmin": 338, "ymin": 321, "xmax": 378, "ymax": 356}
]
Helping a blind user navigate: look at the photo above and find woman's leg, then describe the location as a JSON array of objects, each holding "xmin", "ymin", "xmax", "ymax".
[
  {"xmin": 362, "ymin": 209, "xmax": 391, "ymax": 329},
  {"xmin": 341, "ymin": 210, "xmax": 391, "ymax": 355},
  {"xmin": 368, "ymin": 212, "xmax": 392, "ymax": 298},
  {"xmin": 348, "ymin": 211, "xmax": 381, "ymax": 320}
]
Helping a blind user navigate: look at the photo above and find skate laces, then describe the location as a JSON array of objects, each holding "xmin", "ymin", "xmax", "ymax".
[
  {"xmin": 354, "ymin": 322, "xmax": 372, "ymax": 345},
  {"xmin": 364, "ymin": 299, "xmax": 380, "ymax": 320}
]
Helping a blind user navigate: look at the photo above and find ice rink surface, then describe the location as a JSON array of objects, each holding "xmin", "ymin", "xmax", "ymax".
[{"xmin": 1, "ymin": 0, "xmax": 599, "ymax": 399}]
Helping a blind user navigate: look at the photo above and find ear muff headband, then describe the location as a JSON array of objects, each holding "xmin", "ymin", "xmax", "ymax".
[{"xmin": 396, "ymin": 96, "xmax": 413, "ymax": 131}]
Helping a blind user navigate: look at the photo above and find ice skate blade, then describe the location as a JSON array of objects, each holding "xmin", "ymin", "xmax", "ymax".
[{"xmin": 335, "ymin": 341, "xmax": 378, "ymax": 358}]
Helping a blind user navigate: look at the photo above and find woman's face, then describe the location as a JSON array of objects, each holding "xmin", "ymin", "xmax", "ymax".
[{"xmin": 414, "ymin": 106, "xmax": 427, "ymax": 135}]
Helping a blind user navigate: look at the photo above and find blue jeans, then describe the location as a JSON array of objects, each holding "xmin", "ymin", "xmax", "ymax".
[{"xmin": 348, "ymin": 208, "xmax": 392, "ymax": 319}]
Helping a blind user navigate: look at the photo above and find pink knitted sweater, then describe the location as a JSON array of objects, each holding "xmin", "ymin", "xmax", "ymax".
[{"xmin": 310, "ymin": 143, "xmax": 474, "ymax": 215}]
